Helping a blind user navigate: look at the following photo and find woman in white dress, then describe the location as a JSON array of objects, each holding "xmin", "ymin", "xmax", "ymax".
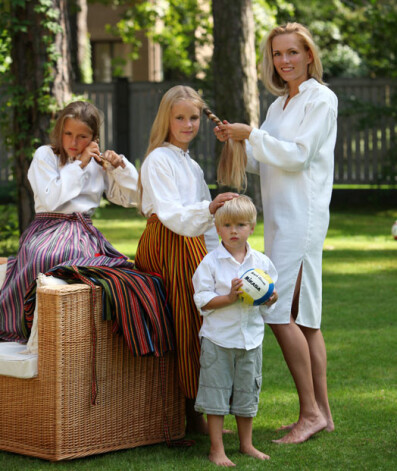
[{"xmin": 215, "ymin": 22, "xmax": 336, "ymax": 443}]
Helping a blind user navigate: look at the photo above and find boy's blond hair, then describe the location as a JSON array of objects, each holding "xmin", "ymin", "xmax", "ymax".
[{"xmin": 214, "ymin": 195, "xmax": 257, "ymax": 227}]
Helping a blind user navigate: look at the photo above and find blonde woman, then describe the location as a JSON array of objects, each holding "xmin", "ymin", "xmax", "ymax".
[
  {"xmin": 215, "ymin": 23, "xmax": 336, "ymax": 444},
  {"xmin": 135, "ymin": 85, "xmax": 238, "ymax": 433}
]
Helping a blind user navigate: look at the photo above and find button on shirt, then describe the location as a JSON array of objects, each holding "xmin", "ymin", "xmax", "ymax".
[{"xmin": 193, "ymin": 242, "xmax": 278, "ymax": 350}]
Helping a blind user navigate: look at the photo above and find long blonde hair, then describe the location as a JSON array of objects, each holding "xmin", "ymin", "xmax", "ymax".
[
  {"xmin": 261, "ymin": 22, "xmax": 324, "ymax": 96},
  {"xmin": 51, "ymin": 101, "xmax": 101, "ymax": 166},
  {"xmin": 203, "ymin": 108, "xmax": 247, "ymax": 192}
]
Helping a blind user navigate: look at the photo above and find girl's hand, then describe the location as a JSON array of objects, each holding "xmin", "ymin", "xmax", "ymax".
[
  {"xmin": 214, "ymin": 121, "xmax": 253, "ymax": 142},
  {"xmin": 78, "ymin": 141, "xmax": 101, "ymax": 168},
  {"xmin": 228, "ymin": 277, "xmax": 244, "ymax": 303},
  {"xmin": 264, "ymin": 290, "xmax": 278, "ymax": 307},
  {"xmin": 101, "ymin": 150, "xmax": 126, "ymax": 169},
  {"xmin": 209, "ymin": 192, "xmax": 239, "ymax": 214}
]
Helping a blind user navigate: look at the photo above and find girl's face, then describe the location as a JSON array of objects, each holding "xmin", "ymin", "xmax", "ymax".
[
  {"xmin": 62, "ymin": 118, "xmax": 93, "ymax": 158},
  {"xmin": 272, "ymin": 33, "xmax": 313, "ymax": 91},
  {"xmin": 168, "ymin": 100, "xmax": 201, "ymax": 151}
]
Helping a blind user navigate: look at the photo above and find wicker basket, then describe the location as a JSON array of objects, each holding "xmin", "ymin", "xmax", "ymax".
[{"xmin": 0, "ymin": 284, "xmax": 185, "ymax": 461}]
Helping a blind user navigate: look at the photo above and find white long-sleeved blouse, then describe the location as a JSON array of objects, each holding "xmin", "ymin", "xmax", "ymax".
[
  {"xmin": 246, "ymin": 78, "xmax": 338, "ymax": 328},
  {"xmin": 140, "ymin": 143, "xmax": 219, "ymax": 251},
  {"xmin": 28, "ymin": 145, "xmax": 139, "ymax": 214}
]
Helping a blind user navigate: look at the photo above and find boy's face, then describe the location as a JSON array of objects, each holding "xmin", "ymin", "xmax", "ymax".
[{"xmin": 216, "ymin": 221, "xmax": 255, "ymax": 253}]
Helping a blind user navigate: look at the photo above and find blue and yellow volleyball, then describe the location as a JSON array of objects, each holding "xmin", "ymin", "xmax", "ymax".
[{"xmin": 239, "ymin": 268, "xmax": 274, "ymax": 306}]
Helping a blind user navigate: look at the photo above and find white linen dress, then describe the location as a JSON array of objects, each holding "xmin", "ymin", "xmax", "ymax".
[{"xmin": 246, "ymin": 78, "xmax": 338, "ymax": 328}]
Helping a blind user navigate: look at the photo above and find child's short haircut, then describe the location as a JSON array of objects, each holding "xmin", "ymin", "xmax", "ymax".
[{"xmin": 214, "ymin": 195, "xmax": 257, "ymax": 227}]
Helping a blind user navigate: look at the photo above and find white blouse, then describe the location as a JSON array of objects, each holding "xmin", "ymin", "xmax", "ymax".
[
  {"xmin": 140, "ymin": 143, "xmax": 219, "ymax": 251},
  {"xmin": 193, "ymin": 242, "xmax": 278, "ymax": 350},
  {"xmin": 28, "ymin": 145, "xmax": 139, "ymax": 215},
  {"xmin": 247, "ymin": 78, "xmax": 338, "ymax": 328}
]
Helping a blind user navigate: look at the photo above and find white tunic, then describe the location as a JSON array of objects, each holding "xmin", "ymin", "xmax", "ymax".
[
  {"xmin": 192, "ymin": 242, "xmax": 278, "ymax": 350},
  {"xmin": 28, "ymin": 145, "xmax": 139, "ymax": 214},
  {"xmin": 247, "ymin": 78, "xmax": 338, "ymax": 328},
  {"xmin": 140, "ymin": 143, "xmax": 219, "ymax": 252}
]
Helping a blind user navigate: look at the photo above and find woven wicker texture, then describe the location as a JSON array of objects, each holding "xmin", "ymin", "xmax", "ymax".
[{"xmin": 0, "ymin": 284, "xmax": 185, "ymax": 461}]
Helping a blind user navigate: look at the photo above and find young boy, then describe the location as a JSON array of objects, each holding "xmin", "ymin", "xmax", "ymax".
[{"xmin": 192, "ymin": 195, "xmax": 278, "ymax": 467}]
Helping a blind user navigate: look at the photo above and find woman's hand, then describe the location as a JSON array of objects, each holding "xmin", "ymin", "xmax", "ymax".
[
  {"xmin": 101, "ymin": 150, "xmax": 126, "ymax": 169},
  {"xmin": 214, "ymin": 121, "xmax": 253, "ymax": 142},
  {"xmin": 209, "ymin": 192, "xmax": 239, "ymax": 215}
]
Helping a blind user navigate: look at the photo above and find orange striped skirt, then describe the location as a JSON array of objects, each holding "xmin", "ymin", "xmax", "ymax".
[{"xmin": 134, "ymin": 215, "xmax": 207, "ymax": 399}]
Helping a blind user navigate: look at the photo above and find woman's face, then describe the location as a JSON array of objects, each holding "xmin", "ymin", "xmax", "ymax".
[
  {"xmin": 271, "ymin": 33, "xmax": 313, "ymax": 90},
  {"xmin": 62, "ymin": 118, "xmax": 93, "ymax": 158},
  {"xmin": 168, "ymin": 100, "xmax": 201, "ymax": 151}
]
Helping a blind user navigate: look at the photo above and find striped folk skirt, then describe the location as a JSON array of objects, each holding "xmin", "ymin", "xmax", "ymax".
[
  {"xmin": 134, "ymin": 215, "xmax": 207, "ymax": 399},
  {"xmin": 0, "ymin": 212, "xmax": 126, "ymax": 342}
]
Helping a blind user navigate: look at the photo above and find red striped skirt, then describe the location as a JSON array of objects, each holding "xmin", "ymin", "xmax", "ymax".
[{"xmin": 134, "ymin": 215, "xmax": 207, "ymax": 399}]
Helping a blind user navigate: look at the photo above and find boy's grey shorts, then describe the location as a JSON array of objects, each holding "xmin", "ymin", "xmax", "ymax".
[{"xmin": 194, "ymin": 337, "xmax": 262, "ymax": 417}]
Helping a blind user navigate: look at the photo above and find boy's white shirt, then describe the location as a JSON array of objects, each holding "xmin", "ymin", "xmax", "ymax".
[{"xmin": 193, "ymin": 242, "xmax": 278, "ymax": 350}]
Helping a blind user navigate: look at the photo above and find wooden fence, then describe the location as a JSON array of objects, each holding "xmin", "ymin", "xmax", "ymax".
[{"xmin": 0, "ymin": 78, "xmax": 396, "ymax": 188}]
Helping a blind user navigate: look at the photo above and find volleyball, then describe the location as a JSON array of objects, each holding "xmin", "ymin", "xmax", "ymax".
[
  {"xmin": 392, "ymin": 221, "xmax": 397, "ymax": 240},
  {"xmin": 239, "ymin": 268, "xmax": 274, "ymax": 306}
]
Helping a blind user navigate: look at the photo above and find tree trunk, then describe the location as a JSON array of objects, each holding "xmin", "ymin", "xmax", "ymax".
[
  {"xmin": 10, "ymin": 0, "xmax": 72, "ymax": 233},
  {"xmin": 212, "ymin": 0, "xmax": 259, "ymax": 126},
  {"xmin": 211, "ymin": 0, "xmax": 261, "ymax": 205},
  {"xmin": 69, "ymin": 0, "xmax": 90, "ymax": 83}
]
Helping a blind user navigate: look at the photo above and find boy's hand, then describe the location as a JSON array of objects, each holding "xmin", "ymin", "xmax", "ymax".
[
  {"xmin": 228, "ymin": 277, "xmax": 244, "ymax": 303},
  {"xmin": 264, "ymin": 290, "xmax": 278, "ymax": 307}
]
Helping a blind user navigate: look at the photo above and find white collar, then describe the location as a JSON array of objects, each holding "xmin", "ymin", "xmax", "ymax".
[
  {"xmin": 164, "ymin": 142, "xmax": 190, "ymax": 157},
  {"xmin": 217, "ymin": 240, "xmax": 253, "ymax": 264}
]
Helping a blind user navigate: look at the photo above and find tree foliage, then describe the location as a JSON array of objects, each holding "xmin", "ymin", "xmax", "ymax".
[
  {"xmin": 102, "ymin": 0, "xmax": 396, "ymax": 81},
  {"xmin": 0, "ymin": 0, "xmax": 72, "ymax": 232},
  {"xmin": 104, "ymin": 0, "xmax": 212, "ymax": 81}
]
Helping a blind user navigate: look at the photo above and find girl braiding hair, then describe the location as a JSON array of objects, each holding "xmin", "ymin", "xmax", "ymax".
[{"xmin": 50, "ymin": 100, "xmax": 102, "ymax": 166}]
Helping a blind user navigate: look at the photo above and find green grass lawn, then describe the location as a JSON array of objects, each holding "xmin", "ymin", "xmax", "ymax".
[{"xmin": 1, "ymin": 205, "xmax": 396, "ymax": 470}]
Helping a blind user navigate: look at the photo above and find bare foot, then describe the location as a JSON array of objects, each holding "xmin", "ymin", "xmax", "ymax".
[
  {"xmin": 240, "ymin": 444, "xmax": 270, "ymax": 460},
  {"xmin": 325, "ymin": 417, "xmax": 335, "ymax": 432},
  {"xmin": 276, "ymin": 422, "xmax": 297, "ymax": 432},
  {"xmin": 272, "ymin": 415, "xmax": 327, "ymax": 444},
  {"xmin": 318, "ymin": 405, "xmax": 335, "ymax": 432},
  {"xmin": 209, "ymin": 450, "xmax": 236, "ymax": 467}
]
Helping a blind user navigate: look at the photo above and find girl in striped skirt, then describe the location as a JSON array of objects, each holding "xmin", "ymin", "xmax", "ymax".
[
  {"xmin": 0, "ymin": 101, "xmax": 139, "ymax": 342},
  {"xmin": 135, "ymin": 85, "xmax": 238, "ymax": 433}
]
